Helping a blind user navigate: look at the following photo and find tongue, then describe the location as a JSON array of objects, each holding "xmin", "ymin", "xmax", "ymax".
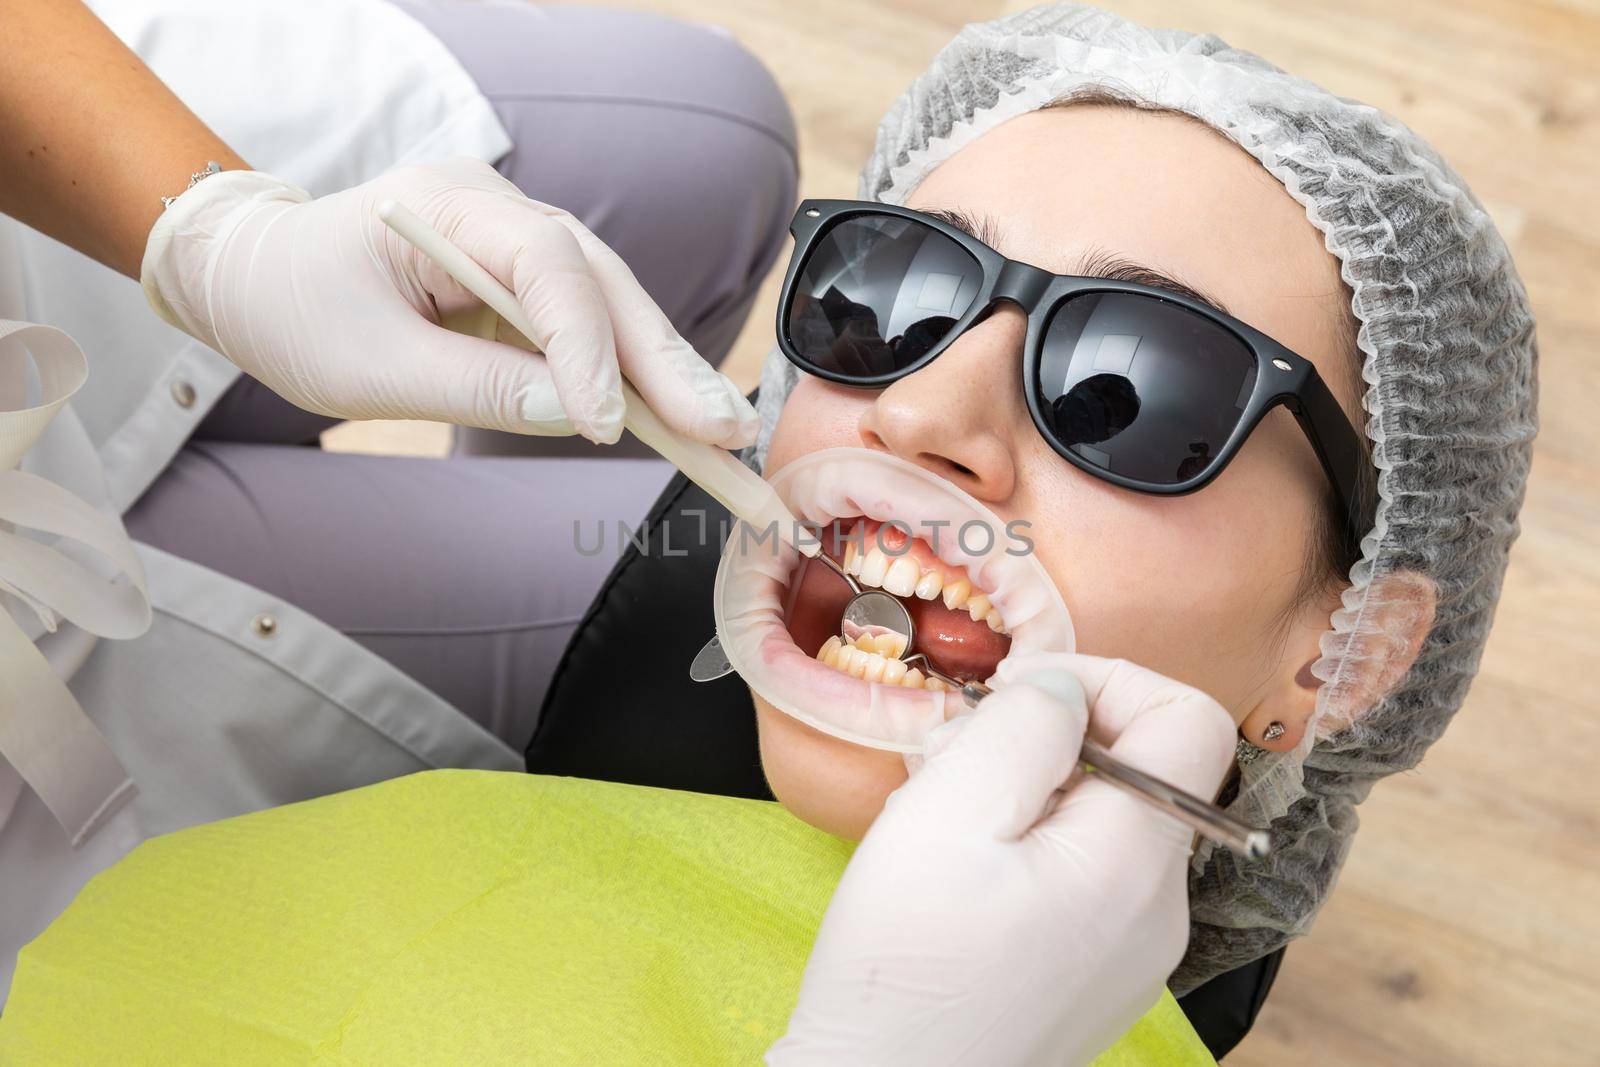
[
  {"xmin": 901, "ymin": 592, "xmax": 1010, "ymax": 681},
  {"xmin": 784, "ymin": 550, "xmax": 1010, "ymax": 683}
]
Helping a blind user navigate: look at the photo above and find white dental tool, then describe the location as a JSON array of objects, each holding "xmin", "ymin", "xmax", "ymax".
[
  {"xmin": 376, "ymin": 200, "xmax": 816, "ymax": 559},
  {"xmin": 379, "ymin": 203, "xmax": 1267, "ymax": 860}
]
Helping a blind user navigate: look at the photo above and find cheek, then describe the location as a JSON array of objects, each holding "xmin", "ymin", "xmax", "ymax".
[
  {"xmin": 765, "ymin": 380, "xmax": 874, "ymax": 471},
  {"xmin": 753, "ymin": 692, "xmax": 907, "ymax": 840},
  {"xmin": 1016, "ymin": 439, "xmax": 1318, "ymax": 712}
]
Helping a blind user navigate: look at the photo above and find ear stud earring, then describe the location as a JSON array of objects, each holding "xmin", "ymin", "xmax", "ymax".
[{"xmin": 1236, "ymin": 721, "xmax": 1288, "ymax": 766}]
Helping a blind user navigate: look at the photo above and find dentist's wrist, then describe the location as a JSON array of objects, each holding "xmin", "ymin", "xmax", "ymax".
[
  {"xmin": 158, "ymin": 160, "xmax": 224, "ymax": 209},
  {"xmin": 140, "ymin": 169, "xmax": 312, "ymax": 351}
]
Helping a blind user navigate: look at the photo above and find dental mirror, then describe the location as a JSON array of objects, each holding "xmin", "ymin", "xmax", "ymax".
[
  {"xmin": 840, "ymin": 589, "xmax": 915, "ymax": 650},
  {"xmin": 812, "ymin": 552, "xmax": 916, "ymax": 655}
]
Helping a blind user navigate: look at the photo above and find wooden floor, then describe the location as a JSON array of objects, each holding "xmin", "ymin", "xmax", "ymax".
[{"xmin": 326, "ymin": 2, "xmax": 1600, "ymax": 1062}]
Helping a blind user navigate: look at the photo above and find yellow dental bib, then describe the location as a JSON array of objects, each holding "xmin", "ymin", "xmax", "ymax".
[{"xmin": 1, "ymin": 771, "xmax": 1213, "ymax": 1065}]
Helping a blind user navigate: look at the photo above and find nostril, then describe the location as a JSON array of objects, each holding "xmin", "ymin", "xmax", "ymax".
[
  {"xmin": 859, "ymin": 427, "xmax": 889, "ymax": 454},
  {"xmin": 917, "ymin": 453, "xmax": 978, "ymax": 482}
]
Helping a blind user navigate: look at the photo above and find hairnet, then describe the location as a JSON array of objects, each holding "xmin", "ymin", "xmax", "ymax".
[{"xmin": 747, "ymin": 2, "xmax": 1538, "ymax": 991}]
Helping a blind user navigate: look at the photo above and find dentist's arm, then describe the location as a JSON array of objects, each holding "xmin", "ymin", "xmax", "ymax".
[
  {"xmin": 0, "ymin": 0, "xmax": 756, "ymax": 445},
  {"xmin": 771, "ymin": 653, "xmax": 1237, "ymax": 1066},
  {"xmin": 0, "ymin": 0, "xmax": 246, "ymax": 276}
]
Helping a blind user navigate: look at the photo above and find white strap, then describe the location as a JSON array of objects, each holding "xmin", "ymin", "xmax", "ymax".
[{"xmin": 0, "ymin": 320, "xmax": 149, "ymax": 845}]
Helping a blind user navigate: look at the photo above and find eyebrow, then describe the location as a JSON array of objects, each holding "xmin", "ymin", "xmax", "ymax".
[{"xmin": 921, "ymin": 207, "xmax": 1233, "ymax": 317}]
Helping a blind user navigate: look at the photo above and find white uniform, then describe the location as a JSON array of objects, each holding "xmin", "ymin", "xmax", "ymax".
[{"xmin": 0, "ymin": 0, "xmax": 523, "ymax": 1002}]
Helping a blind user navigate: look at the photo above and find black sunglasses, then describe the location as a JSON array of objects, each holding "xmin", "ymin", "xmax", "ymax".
[{"xmin": 776, "ymin": 199, "xmax": 1365, "ymax": 542}]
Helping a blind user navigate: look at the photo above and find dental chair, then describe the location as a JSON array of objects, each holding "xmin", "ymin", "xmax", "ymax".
[{"xmin": 528, "ymin": 472, "xmax": 1283, "ymax": 1059}]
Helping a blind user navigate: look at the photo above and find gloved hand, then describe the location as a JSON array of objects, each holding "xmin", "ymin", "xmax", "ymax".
[
  {"xmin": 140, "ymin": 158, "xmax": 759, "ymax": 446},
  {"xmin": 769, "ymin": 653, "xmax": 1237, "ymax": 1067}
]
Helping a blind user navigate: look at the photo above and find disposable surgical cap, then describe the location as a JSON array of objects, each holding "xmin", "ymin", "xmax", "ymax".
[{"xmin": 747, "ymin": 2, "xmax": 1538, "ymax": 991}]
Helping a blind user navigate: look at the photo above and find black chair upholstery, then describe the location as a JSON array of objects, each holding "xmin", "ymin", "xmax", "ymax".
[
  {"xmin": 530, "ymin": 474, "xmax": 769, "ymax": 800},
  {"xmin": 529, "ymin": 471, "xmax": 1282, "ymax": 1058}
]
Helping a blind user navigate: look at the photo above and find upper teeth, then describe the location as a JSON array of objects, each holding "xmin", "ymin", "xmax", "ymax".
[
  {"xmin": 842, "ymin": 539, "xmax": 1007, "ymax": 634},
  {"xmin": 883, "ymin": 558, "xmax": 919, "ymax": 597}
]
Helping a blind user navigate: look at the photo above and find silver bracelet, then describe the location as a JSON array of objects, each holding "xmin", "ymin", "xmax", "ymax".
[{"xmin": 160, "ymin": 161, "xmax": 224, "ymax": 209}]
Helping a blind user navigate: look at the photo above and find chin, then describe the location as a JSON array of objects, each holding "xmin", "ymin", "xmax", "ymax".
[{"xmin": 753, "ymin": 693, "xmax": 907, "ymax": 841}]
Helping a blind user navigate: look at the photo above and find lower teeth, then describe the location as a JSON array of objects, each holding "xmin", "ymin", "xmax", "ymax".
[{"xmin": 814, "ymin": 634, "xmax": 949, "ymax": 691}]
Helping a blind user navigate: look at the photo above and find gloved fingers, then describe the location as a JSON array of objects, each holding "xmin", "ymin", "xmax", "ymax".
[
  {"xmin": 375, "ymin": 318, "xmax": 577, "ymax": 434},
  {"xmin": 539, "ymin": 208, "xmax": 760, "ymax": 449},
  {"xmin": 1038, "ymin": 689, "xmax": 1237, "ymax": 861},
  {"xmin": 998, "ymin": 651, "xmax": 1223, "ymax": 748},
  {"xmin": 995, "ymin": 652, "xmax": 1236, "ymax": 853},
  {"xmin": 432, "ymin": 195, "xmax": 626, "ymax": 443},
  {"xmin": 993, "ymin": 652, "xmax": 1235, "ymax": 795},
  {"xmin": 880, "ymin": 673, "xmax": 1087, "ymax": 842},
  {"xmin": 1101, "ymin": 691, "xmax": 1236, "ymax": 804},
  {"xmin": 500, "ymin": 217, "xmax": 626, "ymax": 444},
  {"xmin": 718, "ymin": 373, "xmax": 762, "ymax": 448}
]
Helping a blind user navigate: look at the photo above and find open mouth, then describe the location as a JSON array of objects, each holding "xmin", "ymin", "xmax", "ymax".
[
  {"xmin": 785, "ymin": 518, "xmax": 1012, "ymax": 690},
  {"xmin": 712, "ymin": 448, "xmax": 1074, "ymax": 752}
]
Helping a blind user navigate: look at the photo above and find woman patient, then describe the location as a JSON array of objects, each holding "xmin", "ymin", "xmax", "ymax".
[
  {"xmin": 739, "ymin": 6, "xmax": 1535, "ymax": 994},
  {"xmin": 754, "ymin": 99, "xmax": 1377, "ymax": 835}
]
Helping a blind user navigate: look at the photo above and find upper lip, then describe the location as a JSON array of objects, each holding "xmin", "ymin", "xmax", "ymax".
[{"xmin": 778, "ymin": 464, "xmax": 1015, "ymax": 593}]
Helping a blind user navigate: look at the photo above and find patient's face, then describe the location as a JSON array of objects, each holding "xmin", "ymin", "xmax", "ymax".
[{"xmin": 754, "ymin": 106, "xmax": 1358, "ymax": 838}]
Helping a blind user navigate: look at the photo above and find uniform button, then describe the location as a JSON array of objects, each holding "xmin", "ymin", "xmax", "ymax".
[
  {"xmin": 171, "ymin": 379, "xmax": 197, "ymax": 409},
  {"xmin": 250, "ymin": 612, "xmax": 279, "ymax": 638}
]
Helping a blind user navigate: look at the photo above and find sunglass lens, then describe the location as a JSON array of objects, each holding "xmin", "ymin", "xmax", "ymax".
[
  {"xmin": 1035, "ymin": 293, "xmax": 1257, "ymax": 486},
  {"xmin": 786, "ymin": 215, "xmax": 981, "ymax": 379}
]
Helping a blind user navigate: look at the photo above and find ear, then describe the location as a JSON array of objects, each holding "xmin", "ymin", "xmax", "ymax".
[{"xmin": 1240, "ymin": 570, "xmax": 1436, "ymax": 752}]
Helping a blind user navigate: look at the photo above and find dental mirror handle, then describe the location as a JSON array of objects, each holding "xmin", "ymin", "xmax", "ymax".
[
  {"xmin": 376, "ymin": 200, "xmax": 818, "ymax": 559},
  {"xmin": 1078, "ymin": 738, "xmax": 1269, "ymax": 859},
  {"xmin": 955, "ymin": 680, "xmax": 1269, "ymax": 859}
]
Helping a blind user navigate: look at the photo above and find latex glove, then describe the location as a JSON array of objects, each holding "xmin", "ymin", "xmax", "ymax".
[
  {"xmin": 769, "ymin": 653, "xmax": 1237, "ymax": 1067},
  {"xmin": 140, "ymin": 159, "xmax": 759, "ymax": 445}
]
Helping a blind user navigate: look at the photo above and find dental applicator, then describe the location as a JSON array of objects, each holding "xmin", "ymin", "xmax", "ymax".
[{"xmin": 378, "ymin": 202, "xmax": 1268, "ymax": 860}]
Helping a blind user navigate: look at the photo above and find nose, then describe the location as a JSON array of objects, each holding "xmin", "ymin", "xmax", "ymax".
[{"xmin": 857, "ymin": 304, "xmax": 1027, "ymax": 502}]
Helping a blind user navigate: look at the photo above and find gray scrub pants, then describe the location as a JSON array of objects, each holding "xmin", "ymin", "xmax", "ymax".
[{"xmin": 123, "ymin": 2, "xmax": 798, "ymax": 753}]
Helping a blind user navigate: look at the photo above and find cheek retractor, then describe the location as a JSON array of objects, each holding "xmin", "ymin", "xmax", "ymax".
[{"xmin": 713, "ymin": 448, "xmax": 1073, "ymax": 752}]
